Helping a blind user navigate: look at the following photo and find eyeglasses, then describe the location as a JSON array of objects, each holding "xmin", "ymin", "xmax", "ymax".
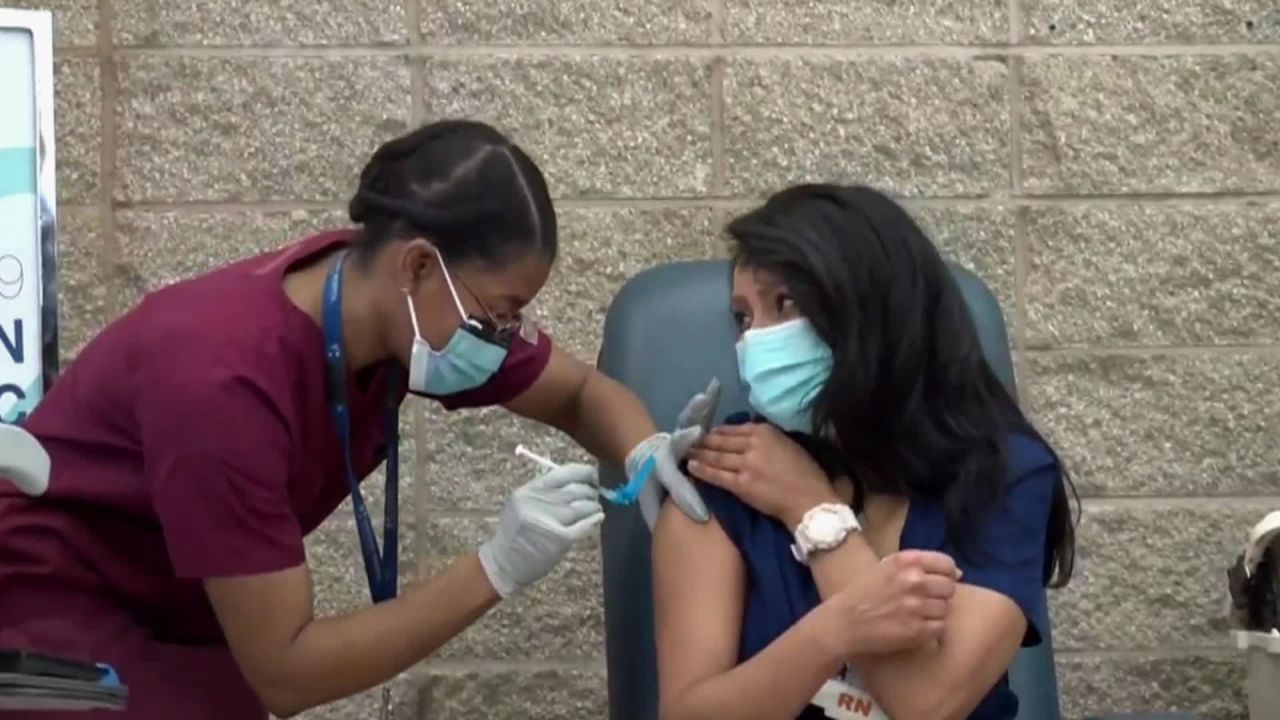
[{"xmin": 452, "ymin": 274, "xmax": 539, "ymax": 346}]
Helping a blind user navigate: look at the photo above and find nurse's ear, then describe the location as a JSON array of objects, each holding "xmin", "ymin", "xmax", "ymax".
[{"xmin": 393, "ymin": 237, "xmax": 443, "ymax": 293}]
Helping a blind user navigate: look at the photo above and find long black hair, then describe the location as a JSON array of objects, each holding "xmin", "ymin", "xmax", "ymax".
[
  {"xmin": 726, "ymin": 184, "xmax": 1077, "ymax": 588},
  {"xmin": 348, "ymin": 119, "xmax": 557, "ymax": 267}
]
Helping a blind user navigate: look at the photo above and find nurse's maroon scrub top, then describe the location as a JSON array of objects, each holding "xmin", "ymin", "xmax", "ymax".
[{"xmin": 0, "ymin": 230, "xmax": 553, "ymax": 714}]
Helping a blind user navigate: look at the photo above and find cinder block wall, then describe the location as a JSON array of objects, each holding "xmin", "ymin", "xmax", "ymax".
[{"xmin": 16, "ymin": 0, "xmax": 1280, "ymax": 717}]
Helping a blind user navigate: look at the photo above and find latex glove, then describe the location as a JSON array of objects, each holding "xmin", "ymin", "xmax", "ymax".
[
  {"xmin": 635, "ymin": 378, "xmax": 722, "ymax": 530},
  {"xmin": 676, "ymin": 377, "xmax": 721, "ymax": 437},
  {"xmin": 479, "ymin": 463, "xmax": 604, "ymax": 598}
]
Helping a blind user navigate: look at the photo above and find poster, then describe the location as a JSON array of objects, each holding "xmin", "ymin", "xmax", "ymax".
[{"xmin": 0, "ymin": 8, "xmax": 57, "ymax": 424}]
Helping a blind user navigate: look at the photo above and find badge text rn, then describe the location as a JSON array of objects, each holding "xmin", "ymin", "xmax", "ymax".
[{"xmin": 838, "ymin": 692, "xmax": 876, "ymax": 717}]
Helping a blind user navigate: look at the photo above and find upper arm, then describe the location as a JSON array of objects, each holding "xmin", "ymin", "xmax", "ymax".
[
  {"xmin": 137, "ymin": 353, "xmax": 314, "ymax": 703},
  {"xmin": 652, "ymin": 500, "xmax": 745, "ymax": 716},
  {"xmin": 205, "ymin": 566, "xmax": 316, "ymax": 705}
]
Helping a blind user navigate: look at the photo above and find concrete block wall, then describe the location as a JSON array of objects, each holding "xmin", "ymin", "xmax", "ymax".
[{"xmin": 12, "ymin": 0, "xmax": 1280, "ymax": 717}]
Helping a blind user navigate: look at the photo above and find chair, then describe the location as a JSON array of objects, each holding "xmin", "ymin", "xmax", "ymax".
[{"xmin": 597, "ymin": 259, "xmax": 1196, "ymax": 720}]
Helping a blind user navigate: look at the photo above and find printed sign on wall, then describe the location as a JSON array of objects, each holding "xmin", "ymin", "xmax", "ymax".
[{"xmin": 0, "ymin": 9, "xmax": 57, "ymax": 424}]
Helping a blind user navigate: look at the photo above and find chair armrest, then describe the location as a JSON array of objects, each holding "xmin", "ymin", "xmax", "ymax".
[{"xmin": 0, "ymin": 424, "xmax": 50, "ymax": 496}]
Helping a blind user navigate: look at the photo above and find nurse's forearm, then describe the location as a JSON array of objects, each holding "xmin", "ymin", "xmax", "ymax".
[
  {"xmin": 568, "ymin": 370, "xmax": 658, "ymax": 465},
  {"xmin": 277, "ymin": 552, "xmax": 498, "ymax": 715},
  {"xmin": 507, "ymin": 350, "xmax": 656, "ymax": 466}
]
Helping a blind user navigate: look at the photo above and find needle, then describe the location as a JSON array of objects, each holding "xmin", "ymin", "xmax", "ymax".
[{"xmin": 515, "ymin": 444, "xmax": 559, "ymax": 471}]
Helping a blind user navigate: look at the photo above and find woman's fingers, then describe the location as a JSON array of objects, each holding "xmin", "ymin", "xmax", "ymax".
[
  {"xmin": 695, "ymin": 432, "xmax": 752, "ymax": 453},
  {"xmin": 688, "ymin": 448, "xmax": 744, "ymax": 472},
  {"xmin": 889, "ymin": 549, "xmax": 960, "ymax": 579},
  {"xmin": 917, "ymin": 572, "xmax": 959, "ymax": 601},
  {"xmin": 686, "ymin": 459, "xmax": 740, "ymax": 490},
  {"xmin": 710, "ymin": 423, "xmax": 758, "ymax": 436},
  {"xmin": 919, "ymin": 598, "xmax": 950, "ymax": 621}
]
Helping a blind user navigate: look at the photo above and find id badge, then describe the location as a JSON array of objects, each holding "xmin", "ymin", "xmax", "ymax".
[{"xmin": 810, "ymin": 666, "xmax": 888, "ymax": 720}]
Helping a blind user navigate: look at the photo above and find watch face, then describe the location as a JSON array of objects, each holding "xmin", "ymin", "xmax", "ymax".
[{"xmin": 809, "ymin": 512, "xmax": 842, "ymax": 542}]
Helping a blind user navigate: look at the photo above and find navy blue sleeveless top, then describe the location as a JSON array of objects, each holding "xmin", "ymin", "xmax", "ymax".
[{"xmin": 697, "ymin": 430, "xmax": 1059, "ymax": 720}]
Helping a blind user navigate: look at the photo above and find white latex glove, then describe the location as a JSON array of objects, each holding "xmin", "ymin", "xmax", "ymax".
[
  {"xmin": 636, "ymin": 378, "xmax": 722, "ymax": 530},
  {"xmin": 478, "ymin": 463, "xmax": 604, "ymax": 598}
]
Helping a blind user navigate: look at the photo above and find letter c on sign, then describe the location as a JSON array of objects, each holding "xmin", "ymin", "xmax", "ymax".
[{"xmin": 0, "ymin": 383, "xmax": 28, "ymax": 423}]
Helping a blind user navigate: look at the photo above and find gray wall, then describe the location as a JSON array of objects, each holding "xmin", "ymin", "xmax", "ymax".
[{"xmin": 14, "ymin": 0, "xmax": 1280, "ymax": 717}]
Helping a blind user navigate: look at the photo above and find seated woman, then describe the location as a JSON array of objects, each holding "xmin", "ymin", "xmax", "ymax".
[{"xmin": 652, "ymin": 184, "xmax": 1077, "ymax": 720}]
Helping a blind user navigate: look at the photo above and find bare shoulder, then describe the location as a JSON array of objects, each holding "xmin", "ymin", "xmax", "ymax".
[
  {"xmin": 652, "ymin": 499, "xmax": 743, "ymax": 608},
  {"xmin": 653, "ymin": 499, "xmax": 737, "ymax": 564}
]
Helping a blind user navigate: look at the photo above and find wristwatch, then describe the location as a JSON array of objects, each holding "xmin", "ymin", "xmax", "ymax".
[{"xmin": 791, "ymin": 503, "xmax": 861, "ymax": 565}]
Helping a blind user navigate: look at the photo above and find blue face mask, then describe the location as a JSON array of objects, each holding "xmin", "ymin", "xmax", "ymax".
[
  {"xmin": 405, "ymin": 257, "xmax": 509, "ymax": 397},
  {"xmin": 735, "ymin": 318, "xmax": 833, "ymax": 433}
]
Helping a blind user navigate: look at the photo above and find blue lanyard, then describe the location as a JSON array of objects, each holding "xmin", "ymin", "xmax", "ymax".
[{"xmin": 322, "ymin": 250, "xmax": 402, "ymax": 604}]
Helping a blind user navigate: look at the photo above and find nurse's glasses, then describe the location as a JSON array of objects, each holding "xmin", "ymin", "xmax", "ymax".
[{"xmin": 453, "ymin": 274, "xmax": 539, "ymax": 347}]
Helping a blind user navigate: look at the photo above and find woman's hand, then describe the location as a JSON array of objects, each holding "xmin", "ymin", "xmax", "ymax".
[
  {"xmin": 687, "ymin": 423, "xmax": 840, "ymax": 529},
  {"xmin": 814, "ymin": 550, "xmax": 962, "ymax": 658}
]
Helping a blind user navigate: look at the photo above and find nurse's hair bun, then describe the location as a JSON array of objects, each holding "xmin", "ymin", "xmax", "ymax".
[{"xmin": 349, "ymin": 119, "xmax": 557, "ymax": 266}]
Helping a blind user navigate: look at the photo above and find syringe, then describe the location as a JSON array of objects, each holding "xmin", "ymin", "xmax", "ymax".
[
  {"xmin": 513, "ymin": 444, "xmax": 654, "ymax": 506},
  {"xmin": 515, "ymin": 444, "xmax": 559, "ymax": 471}
]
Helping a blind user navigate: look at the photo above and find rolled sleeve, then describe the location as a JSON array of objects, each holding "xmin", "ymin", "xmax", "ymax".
[{"xmin": 952, "ymin": 438, "xmax": 1059, "ymax": 646}]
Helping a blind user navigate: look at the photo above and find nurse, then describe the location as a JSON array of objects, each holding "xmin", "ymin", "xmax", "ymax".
[{"xmin": 0, "ymin": 119, "xmax": 711, "ymax": 719}]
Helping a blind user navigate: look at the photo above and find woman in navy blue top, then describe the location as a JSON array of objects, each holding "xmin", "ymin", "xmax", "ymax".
[{"xmin": 652, "ymin": 184, "xmax": 1077, "ymax": 720}]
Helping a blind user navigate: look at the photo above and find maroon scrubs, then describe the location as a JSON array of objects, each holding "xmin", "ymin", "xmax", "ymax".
[{"xmin": 0, "ymin": 230, "xmax": 552, "ymax": 719}]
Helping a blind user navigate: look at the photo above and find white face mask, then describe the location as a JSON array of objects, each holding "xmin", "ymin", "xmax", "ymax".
[{"xmin": 404, "ymin": 254, "xmax": 509, "ymax": 396}]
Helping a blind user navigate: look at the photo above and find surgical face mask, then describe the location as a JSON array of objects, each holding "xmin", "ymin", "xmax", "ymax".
[
  {"xmin": 735, "ymin": 318, "xmax": 833, "ymax": 433},
  {"xmin": 405, "ymin": 256, "xmax": 509, "ymax": 396}
]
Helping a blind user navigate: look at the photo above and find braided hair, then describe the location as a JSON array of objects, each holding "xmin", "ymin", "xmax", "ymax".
[{"xmin": 348, "ymin": 119, "xmax": 557, "ymax": 267}]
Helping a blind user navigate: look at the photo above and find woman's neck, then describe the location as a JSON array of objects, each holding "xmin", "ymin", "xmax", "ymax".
[{"xmin": 283, "ymin": 249, "xmax": 389, "ymax": 372}]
